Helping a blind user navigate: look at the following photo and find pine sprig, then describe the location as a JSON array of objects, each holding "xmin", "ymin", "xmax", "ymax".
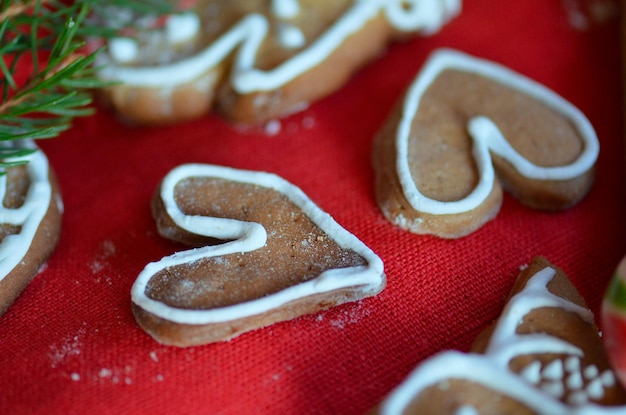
[{"xmin": 0, "ymin": 0, "xmax": 175, "ymax": 174}]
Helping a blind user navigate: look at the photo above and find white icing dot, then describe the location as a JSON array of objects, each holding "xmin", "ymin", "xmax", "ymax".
[
  {"xmin": 272, "ymin": 0, "xmax": 300, "ymax": 19},
  {"xmin": 166, "ymin": 12, "xmax": 200, "ymax": 44},
  {"xmin": 520, "ymin": 361, "xmax": 542, "ymax": 384},
  {"xmin": 542, "ymin": 359, "xmax": 564, "ymax": 380},
  {"xmin": 600, "ymin": 370, "xmax": 616, "ymax": 387},
  {"xmin": 566, "ymin": 371, "xmax": 584, "ymax": 390},
  {"xmin": 70, "ymin": 372, "xmax": 80, "ymax": 381},
  {"xmin": 276, "ymin": 23, "xmax": 306, "ymax": 49},
  {"xmin": 565, "ymin": 356, "xmax": 581, "ymax": 373},
  {"xmin": 586, "ymin": 378, "xmax": 605, "ymax": 400},
  {"xmin": 583, "ymin": 364, "xmax": 599, "ymax": 379},
  {"xmin": 541, "ymin": 380, "xmax": 565, "ymax": 398},
  {"xmin": 108, "ymin": 37, "xmax": 138, "ymax": 63}
]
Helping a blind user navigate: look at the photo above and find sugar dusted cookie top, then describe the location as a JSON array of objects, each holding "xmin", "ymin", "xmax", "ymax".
[
  {"xmin": 94, "ymin": 0, "xmax": 460, "ymax": 124},
  {"xmin": 131, "ymin": 164, "xmax": 385, "ymax": 346},
  {"xmin": 99, "ymin": 0, "xmax": 460, "ymax": 88},
  {"xmin": 372, "ymin": 49, "xmax": 598, "ymax": 238}
]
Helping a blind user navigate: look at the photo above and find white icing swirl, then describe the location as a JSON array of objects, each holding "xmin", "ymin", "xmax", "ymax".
[
  {"xmin": 96, "ymin": 0, "xmax": 461, "ymax": 91},
  {"xmin": 131, "ymin": 164, "xmax": 385, "ymax": 325},
  {"xmin": 0, "ymin": 140, "xmax": 52, "ymax": 282},
  {"xmin": 395, "ymin": 49, "xmax": 599, "ymax": 215}
]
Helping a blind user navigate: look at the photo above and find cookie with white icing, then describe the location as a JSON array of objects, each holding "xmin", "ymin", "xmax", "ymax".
[
  {"xmin": 372, "ymin": 49, "xmax": 599, "ymax": 238},
  {"xmin": 0, "ymin": 140, "xmax": 63, "ymax": 316},
  {"xmin": 94, "ymin": 0, "xmax": 460, "ymax": 125},
  {"xmin": 602, "ymin": 255, "xmax": 626, "ymax": 389},
  {"xmin": 373, "ymin": 256, "xmax": 626, "ymax": 414},
  {"xmin": 131, "ymin": 163, "xmax": 385, "ymax": 347}
]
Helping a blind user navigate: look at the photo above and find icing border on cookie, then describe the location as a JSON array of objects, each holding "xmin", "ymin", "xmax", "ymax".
[
  {"xmin": 96, "ymin": 0, "xmax": 461, "ymax": 92},
  {"xmin": 0, "ymin": 140, "xmax": 53, "ymax": 282},
  {"xmin": 379, "ymin": 265, "xmax": 623, "ymax": 414},
  {"xmin": 395, "ymin": 48, "xmax": 599, "ymax": 215},
  {"xmin": 131, "ymin": 164, "xmax": 385, "ymax": 325}
]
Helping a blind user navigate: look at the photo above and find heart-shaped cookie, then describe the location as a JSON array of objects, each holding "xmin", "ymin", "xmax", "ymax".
[
  {"xmin": 131, "ymin": 164, "xmax": 385, "ymax": 347},
  {"xmin": 373, "ymin": 49, "xmax": 599, "ymax": 238}
]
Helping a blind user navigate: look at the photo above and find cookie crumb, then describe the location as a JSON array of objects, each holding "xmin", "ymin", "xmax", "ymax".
[
  {"xmin": 99, "ymin": 368, "xmax": 112, "ymax": 378},
  {"xmin": 264, "ymin": 120, "xmax": 281, "ymax": 136},
  {"xmin": 302, "ymin": 116, "xmax": 315, "ymax": 129}
]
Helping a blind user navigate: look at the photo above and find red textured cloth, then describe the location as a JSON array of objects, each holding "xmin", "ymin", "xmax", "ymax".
[{"xmin": 1, "ymin": 1, "xmax": 624, "ymax": 414}]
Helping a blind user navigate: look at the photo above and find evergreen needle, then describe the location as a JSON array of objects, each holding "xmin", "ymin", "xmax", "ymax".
[{"xmin": 0, "ymin": 0, "xmax": 174, "ymax": 175}]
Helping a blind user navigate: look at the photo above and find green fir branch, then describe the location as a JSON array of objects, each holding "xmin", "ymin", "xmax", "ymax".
[{"xmin": 0, "ymin": 0, "xmax": 175, "ymax": 175}]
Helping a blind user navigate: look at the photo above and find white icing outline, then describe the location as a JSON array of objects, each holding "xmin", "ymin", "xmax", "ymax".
[
  {"xmin": 395, "ymin": 49, "xmax": 599, "ymax": 215},
  {"xmin": 131, "ymin": 164, "xmax": 385, "ymax": 325},
  {"xmin": 0, "ymin": 140, "xmax": 52, "ymax": 282},
  {"xmin": 379, "ymin": 265, "xmax": 625, "ymax": 414},
  {"xmin": 96, "ymin": 0, "xmax": 461, "ymax": 92}
]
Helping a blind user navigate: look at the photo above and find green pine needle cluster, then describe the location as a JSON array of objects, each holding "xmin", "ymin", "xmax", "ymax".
[{"xmin": 0, "ymin": 0, "xmax": 174, "ymax": 174}]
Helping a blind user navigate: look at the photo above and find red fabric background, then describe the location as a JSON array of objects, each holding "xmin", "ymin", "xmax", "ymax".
[{"xmin": 1, "ymin": 1, "xmax": 624, "ymax": 413}]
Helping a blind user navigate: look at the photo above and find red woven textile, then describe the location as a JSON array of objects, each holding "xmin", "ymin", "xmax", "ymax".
[{"xmin": 1, "ymin": 1, "xmax": 624, "ymax": 414}]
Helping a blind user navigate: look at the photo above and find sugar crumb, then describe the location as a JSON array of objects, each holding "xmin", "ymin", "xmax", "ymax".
[{"xmin": 264, "ymin": 120, "xmax": 281, "ymax": 136}]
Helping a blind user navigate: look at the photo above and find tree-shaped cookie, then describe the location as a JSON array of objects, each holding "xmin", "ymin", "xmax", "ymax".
[{"xmin": 374, "ymin": 256, "xmax": 626, "ymax": 414}]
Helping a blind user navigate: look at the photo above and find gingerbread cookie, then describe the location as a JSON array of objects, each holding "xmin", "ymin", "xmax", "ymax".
[
  {"xmin": 0, "ymin": 140, "xmax": 63, "ymax": 316},
  {"xmin": 373, "ymin": 49, "xmax": 599, "ymax": 238},
  {"xmin": 602, "ymin": 254, "xmax": 626, "ymax": 388},
  {"xmin": 131, "ymin": 164, "xmax": 385, "ymax": 347},
  {"xmin": 373, "ymin": 257, "xmax": 626, "ymax": 414},
  {"xmin": 94, "ymin": 0, "xmax": 460, "ymax": 125}
]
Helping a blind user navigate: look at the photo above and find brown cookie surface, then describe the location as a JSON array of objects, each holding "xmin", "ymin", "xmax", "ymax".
[
  {"xmin": 95, "ymin": 0, "xmax": 460, "ymax": 125},
  {"xmin": 0, "ymin": 145, "xmax": 62, "ymax": 316},
  {"xmin": 373, "ymin": 49, "xmax": 598, "ymax": 238},
  {"xmin": 132, "ymin": 164, "xmax": 385, "ymax": 347},
  {"xmin": 373, "ymin": 257, "xmax": 626, "ymax": 414}
]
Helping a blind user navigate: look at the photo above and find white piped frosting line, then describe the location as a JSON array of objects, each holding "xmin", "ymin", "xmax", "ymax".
[
  {"xmin": 378, "ymin": 265, "xmax": 625, "ymax": 414},
  {"xmin": 131, "ymin": 164, "xmax": 384, "ymax": 325},
  {"xmin": 97, "ymin": 0, "xmax": 460, "ymax": 91},
  {"xmin": 395, "ymin": 48, "xmax": 599, "ymax": 215},
  {"xmin": 0, "ymin": 140, "xmax": 52, "ymax": 282}
]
